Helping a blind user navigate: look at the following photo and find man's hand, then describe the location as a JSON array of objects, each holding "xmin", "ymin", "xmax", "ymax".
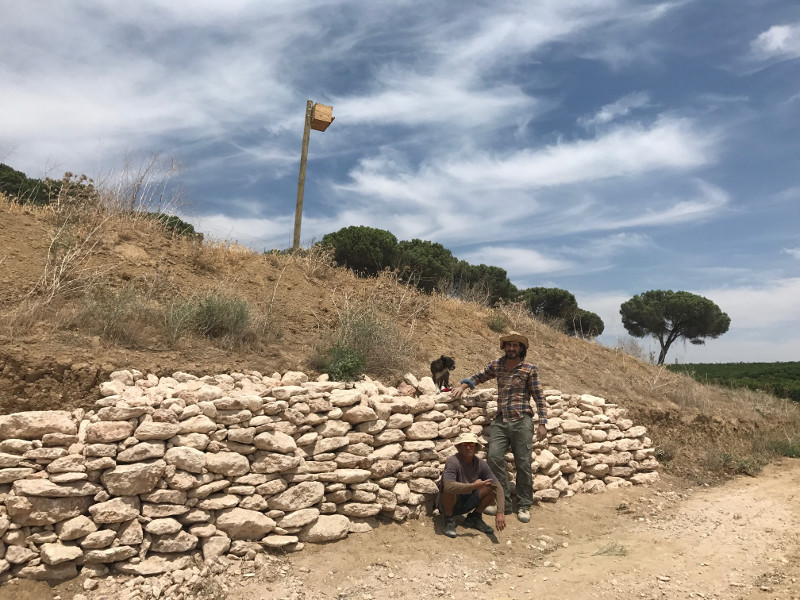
[
  {"xmin": 536, "ymin": 423, "xmax": 547, "ymax": 440},
  {"xmin": 495, "ymin": 513, "xmax": 506, "ymax": 532},
  {"xmin": 450, "ymin": 384, "xmax": 467, "ymax": 399},
  {"xmin": 472, "ymin": 479, "xmax": 493, "ymax": 491}
]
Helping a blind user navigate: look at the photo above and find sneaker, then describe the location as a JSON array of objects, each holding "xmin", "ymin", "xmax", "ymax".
[
  {"xmin": 483, "ymin": 505, "xmax": 497, "ymax": 516},
  {"xmin": 443, "ymin": 517, "xmax": 457, "ymax": 538},
  {"xmin": 517, "ymin": 508, "xmax": 531, "ymax": 523},
  {"xmin": 464, "ymin": 511, "xmax": 494, "ymax": 535}
]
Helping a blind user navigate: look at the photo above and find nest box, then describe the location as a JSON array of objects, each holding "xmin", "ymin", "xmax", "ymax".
[{"xmin": 310, "ymin": 103, "xmax": 334, "ymax": 132}]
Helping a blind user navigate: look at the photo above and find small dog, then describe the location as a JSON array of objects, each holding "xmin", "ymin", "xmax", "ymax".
[{"xmin": 430, "ymin": 355, "xmax": 456, "ymax": 390}]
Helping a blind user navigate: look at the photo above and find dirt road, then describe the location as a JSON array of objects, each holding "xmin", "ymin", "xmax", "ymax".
[{"xmin": 4, "ymin": 459, "xmax": 799, "ymax": 600}]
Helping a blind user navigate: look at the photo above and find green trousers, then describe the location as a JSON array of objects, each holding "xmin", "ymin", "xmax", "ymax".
[{"xmin": 487, "ymin": 414, "xmax": 534, "ymax": 510}]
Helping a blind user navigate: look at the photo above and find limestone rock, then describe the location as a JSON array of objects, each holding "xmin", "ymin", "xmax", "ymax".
[
  {"xmin": 40, "ymin": 542, "xmax": 83, "ymax": 565},
  {"xmin": 268, "ymin": 481, "xmax": 325, "ymax": 511},
  {"xmin": 89, "ymin": 496, "xmax": 141, "ymax": 524},
  {"xmin": 0, "ymin": 411, "xmax": 76, "ymax": 440},
  {"xmin": 299, "ymin": 514, "xmax": 350, "ymax": 543},
  {"xmin": 101, "ymin": 461, "xmax": 165, "ymax": 496},
  {"xmin": 215, "ymin": 508, "xmax": 276, "ymax": 540}
]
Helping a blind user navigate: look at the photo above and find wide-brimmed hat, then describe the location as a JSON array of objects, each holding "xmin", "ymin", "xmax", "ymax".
[
  {"xmin": 499, "ymin": 330, "xmax": 529, "ymax": 349},
  {"xmin": 454, "ymin": 432, "xmax": 484, "ymax": 449}
]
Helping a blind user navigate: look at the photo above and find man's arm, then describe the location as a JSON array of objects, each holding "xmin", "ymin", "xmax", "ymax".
[
  {"xmin": 451, "ymin": 361, "xmax": 497, "ymax": 399},
  {"xmin": 491, "ymin": 480, "xmax": 505, "ymax": 515},
  {"xmin": 528, "ymin": 365, "xmax": 548, "ymax": 440},
  {"xmin": 477, "ymin": 460, "xmax": 505, "ymax": 514}
]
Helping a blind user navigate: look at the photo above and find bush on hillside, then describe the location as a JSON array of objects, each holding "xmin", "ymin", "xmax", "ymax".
[
  {"xmin": 320, "ymin": 225, "xmax": 398, "ymax": 277},
  {"xmin": 395, "ymin": 238, "xmax": 458, "ymax": 293},
  {"xmin": 567, "ymin": 308, "xmax": 605, "ymax": 338},
  {"xmin": 0, "ymin": 164, "xmax": 100, "ymax": 209},
  {"xmin": 449, "ymin": 261, "xmax": 518, "ymax": 306},
  {"xmin": 0, "ymin": 163, "xmax": 58, "ymax": 205},
  {"xmin": 314, "ymin": 295, "xmax": 414, "ymax": 380},
  {"xmin": 522, "ymin": 287, "xmax": 579, "ymax": 320},
  {"xmin": 144, "ymin": 212, "xmax": 203, "ymax": 240},
  {"xmin": 192, "ymin": 292, "xmax": 250, "ymax": 339}
]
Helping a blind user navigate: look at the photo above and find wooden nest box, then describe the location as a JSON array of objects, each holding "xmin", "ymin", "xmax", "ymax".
[{"xmin": 310, "ymin": 103, "xmax": 334, "ymax": 132}]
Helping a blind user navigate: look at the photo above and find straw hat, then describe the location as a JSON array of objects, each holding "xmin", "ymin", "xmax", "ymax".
[
  {"xmin": 499, "ymin": 330, "xmax": 529, "ymax": 349},
  {"xmin": 454, "ymin": 432, "xmax": 484, "ymax": 449}
]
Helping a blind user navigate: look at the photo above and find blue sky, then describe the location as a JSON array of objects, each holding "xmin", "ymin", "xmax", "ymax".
[{"xmin": 2, "ymin": 1, "xmax": 799, "ymax": 364}]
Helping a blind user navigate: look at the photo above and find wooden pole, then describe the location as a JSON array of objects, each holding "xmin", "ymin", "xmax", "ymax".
[{"xmin": 293, "ymin": 100, "xmax": 314, "ymax": 249}]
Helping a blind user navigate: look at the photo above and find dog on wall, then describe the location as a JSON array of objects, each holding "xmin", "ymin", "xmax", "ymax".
[{"xmin": 430, "ymin": 355, "xmax": 456, "ymax": 390}]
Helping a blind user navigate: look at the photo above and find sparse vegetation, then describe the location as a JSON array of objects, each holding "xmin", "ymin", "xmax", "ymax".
[
  {"xmin": 191, "ymin": 292, "xmax": 251, "ymax": 339},
  {"xmin": 593, "ymin": 541, "xmax": 628, "ymax": 556},
  {"xmin": 311, "ymin": 289, "xmax": 416, "ymax": 382},
  {"xmin": 486, "ymin": 310, "xmax": 510, "ymax": 333}
]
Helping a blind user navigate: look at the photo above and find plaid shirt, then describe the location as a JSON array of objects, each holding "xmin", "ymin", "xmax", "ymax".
[{"xmin": 461, "ymin": 358, "xmax": 547, "ymax": 424}]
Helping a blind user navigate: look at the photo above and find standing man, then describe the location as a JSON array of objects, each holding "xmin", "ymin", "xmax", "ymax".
[
  {"xmin": 451, "ymin": 331, "xmax": 547, "ymax": 524},
  {"xmin": 437, "ymin": 432, "xmax": 506, "ymax": 538}
]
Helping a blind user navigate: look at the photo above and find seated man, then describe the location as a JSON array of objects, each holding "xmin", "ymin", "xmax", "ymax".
[{"xmin": 436, "ymin": 432, "xmax": 506, "ymax": 538}]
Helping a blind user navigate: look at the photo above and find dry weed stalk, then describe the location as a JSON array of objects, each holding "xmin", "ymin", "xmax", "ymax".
[
  {"xmin": 291, "ymin": 243, "xmax": 337, "ymax": 279},
  {"xmin": 35, "ymin": 214, "xmax": 112, "ymax": 302},
  {"xmin": 99, "ymin": 153, "xmax": 183, "ymax": 215},
  {"xmin": 369, "ymin": 270, "xmax": 431, "ymax": 329},
  {"xmin": 190, "ymin": 239, "xmax": 257, "ymax": 274},
  {"xmin": 647, "ymin": 365, "xmax": 682, "ymax": 392}
]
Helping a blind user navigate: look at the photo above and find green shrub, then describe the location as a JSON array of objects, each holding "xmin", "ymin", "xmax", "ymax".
[
  {"xmin": 320, "ymin": 225, "xmax": 398, "ymax": 277},
  {"xmin": 395, "ymin": 239, "xmax": 458, "ymax": 293},
  {"xmin": 0, "ymin": 163, "xmax": 58, "ymax": 206},
  {"xmin": 450, "ymin": 262, "xmax": 518, "ymax": 306},
  {"xmin": 192, "ymin": 292, "xmax": 250, "ymax": 339},
  {"xmin": 316, "ymin": 296, "xmax": 414, "ymax": 381},
  {"xmin": 487, "ymin": 311, "xmax": 510, "ymax": 333},
  {"xmin": 759, "ymin": 435, "xmax": 800, "ymax": 459},
  {"xmin": 324, "ymin": 344, "xmax": 367, "ymax": 381},
  {"xmin": 145, "ymin": 212, "xmax": 203, "ymax": 240},
  {"xmin": 164, "ymin": 299, "xmax": 197, "ymax": 344},
  {"xmin": 73, "ymin": 282, "xmax": 148, "ymax": 344},
  {"xmin": 566, "ymin": 308, "xmax": 605, "ymax": 338},
  {"xmin": 522, "ymin": 287, "xmax": 579, "ymax": 320}
]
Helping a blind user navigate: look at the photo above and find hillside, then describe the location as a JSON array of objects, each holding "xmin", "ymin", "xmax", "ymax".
[{"xmin": 1, "ymin": 195, "xmax": 798, "ymax": 482}]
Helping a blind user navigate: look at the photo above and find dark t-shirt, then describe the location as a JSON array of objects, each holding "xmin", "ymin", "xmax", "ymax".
[{"xmin": 437, "ymin": 453, "xmax": 505, "ymax": 513}]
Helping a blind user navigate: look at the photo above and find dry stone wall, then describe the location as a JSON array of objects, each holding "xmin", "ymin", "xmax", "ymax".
[{"xmin": 0, "ymin": 369, "xmax": 660, "ymax": 584}]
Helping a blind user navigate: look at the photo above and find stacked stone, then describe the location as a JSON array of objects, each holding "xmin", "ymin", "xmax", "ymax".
[
  {"xmin": 528, "ymin": 392, "xmax": 658, "ymax": 500},
  {"xmin": 0, "ymin": 369, "xmax": 659, "ymax": 585}
]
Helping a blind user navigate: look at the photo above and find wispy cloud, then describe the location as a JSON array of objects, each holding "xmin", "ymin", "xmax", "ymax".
[
  {"xmin": 784, "ymin": 247, "xmax": 800, "ymax": 260},
  {"xmin": 578, "ymin": 92, "xmax": 652, "ymax": 128},
  {"xmin": 457, "ymin": 247, "xmax": 572, "ymax": 278}
]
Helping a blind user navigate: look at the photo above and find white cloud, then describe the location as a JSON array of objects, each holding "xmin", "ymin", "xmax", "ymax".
[
  {"xmin": 578, "ymin": 92, "xmax": 651, "ymax": 128},
  {"xmin": 562, "ymin": 232, "xmax": 652, "ymax": 260},
  {"xmin": 457, "ymin": 247, "xmax": 572, "ymax": 278},
  {"xmin": 784, "ymin": 247, "xmax": 800, "ymax": 260},
  {"xmin": 333, "ymin": 117, "xmax": 722, "ymax": 252},
  {"xmin": 193, "ymin": 213, "xmax": 293, "ymax": 248},
  {"xmin": 340, "ymin": 116, "xmax": 715, "ymax": 204},
  {"xmin": 751, "ymin": 22, "xmax": 800, "ymax": 61},
  {"xmin": 704, "ymin": 278, "xmax": 800, "ymax": 330},
  {"xmin": 438, "ymin": 117, "xmax": 715, "ymax": 190}
]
